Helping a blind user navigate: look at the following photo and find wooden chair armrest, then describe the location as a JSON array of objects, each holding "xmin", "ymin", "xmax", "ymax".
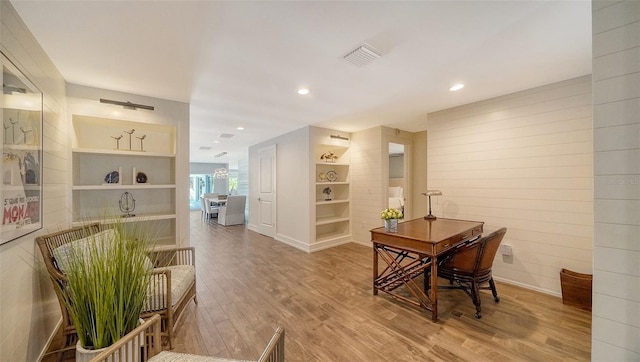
[
  {"xmin": 258, "ymin": 327, "xmax": 285, "ymax": 362},
  {"xmin": 147, "ymin": 247, "xmax": 195, "ymax": 267}
]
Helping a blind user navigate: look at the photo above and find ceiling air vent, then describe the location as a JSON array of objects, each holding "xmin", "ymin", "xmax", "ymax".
[
  {"xmin": 199, "ymin": 146, "xmax": 212, "ymax": 151},
  {"xmin": 214, "ymin": 151, "xmax": 228, "ymax": 158},
  {"xmin": 342, "ymin": 43, "xmax": 382, "ymax": 67},
  {"xmin": 219, "ymin": 133, "xmax": 234, "ymax": 139}
]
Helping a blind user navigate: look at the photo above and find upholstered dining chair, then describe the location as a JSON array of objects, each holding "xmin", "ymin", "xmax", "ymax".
[
  {"xmin": 204, "ymin": 198, "xmax": 219, "ymax": 219},
  {"xmin": 432, "ymin": 227, "xmax": 507, "ymax": 319},
  {"xmin": 218, "ymin": 195, "xmax": 247, "ymax": 226},
  {"xmin": 200, "ymin": 197, "xmax": 207, "ymax": 220}
]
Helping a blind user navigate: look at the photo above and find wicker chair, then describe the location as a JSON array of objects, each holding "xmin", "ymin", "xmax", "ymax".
[
  {"xmin": 430, "ymin": 227, "xmax": 507, "ymax": 319},
  {"xmin": 36, "ymin": 223, "xmax": 197, "ymax": 356},
  {"xmin": 92, "ymin": 315, "xmax": 285, "ymax": 362}
]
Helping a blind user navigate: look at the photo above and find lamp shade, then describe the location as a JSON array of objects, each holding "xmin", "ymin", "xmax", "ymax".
[
  {"xmin": 422, "ymin": 190, "xmax": 442, "ymax": 220},
  {"xmin": 422, "ymin": 190, "xmax": 442, "ymax": 196}
]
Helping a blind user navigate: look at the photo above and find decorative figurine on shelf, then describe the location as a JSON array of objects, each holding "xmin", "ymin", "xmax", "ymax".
[
  {"xmin": 111, "ymin": 135, "xmax": 123, "ymax": 150},
  {"xmin": 322, "ymin": 187, "xmax": 332, "ymax": 201},
  {"xmin": 124, "ymin": 129, "xmax": 135, "ymax": 150},
  {"xmin": 3, "ymin": 123, "xmax": 10, "ymax": 144},
  {"xmin": 136, "ymin": 172, "xmax": 148, "ymax": 183},
  {"xmin": 320, "ymin": 151, "xmax": 338, "ymax": 163},
  {"xmin": 119, "ymin": 191, "xmax": 136, "ymax": 218},
  {"xmin": 10, "ymin": 118, "xmax": 19, "ymax": 144},
  {"xmin": 136, "ymin": 134, "xmax": 147, "ymax": 152},
  {"xmin": 104, "ymin": 170, "xmax": 119, "ymax": 184},
  {"xmin": 19, "ymin": 127, "xmax": 32, "ymax": 144}
]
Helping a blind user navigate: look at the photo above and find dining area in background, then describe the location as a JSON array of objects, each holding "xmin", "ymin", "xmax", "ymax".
[
  {"xmin": 201, "ymin": 193, "xmax": 246, "ymax": 226},
  {"xmin": 201, "ymin": 193, "xmax": 224, "ymax": 219}
]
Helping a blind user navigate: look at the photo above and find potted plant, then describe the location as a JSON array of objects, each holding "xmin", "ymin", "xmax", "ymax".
[
  {"xmin": 54, "ymin": 221, "xmax": 154, "ymax": 361},
  {"xmin": 380, "ymin": 207, "xmax": 403, "ymax": 233}
]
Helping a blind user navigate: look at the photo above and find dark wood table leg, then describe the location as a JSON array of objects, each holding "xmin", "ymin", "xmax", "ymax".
[
  {"xmin": 430, "ymin": 255, "xmax": 438, "ymax": 321},
  {"xmin": 373, "ymin": 242, "xmax": 378, "ymax": 295}
]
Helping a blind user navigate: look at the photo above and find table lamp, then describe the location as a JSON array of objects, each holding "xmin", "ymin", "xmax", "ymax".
[{"xmin": 422, "ymin": 190, "xmax": 442, "ymax": 220}]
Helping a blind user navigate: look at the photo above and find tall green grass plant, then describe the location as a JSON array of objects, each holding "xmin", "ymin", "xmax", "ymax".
[{"xmin": 60, "ymin": 220, "xmax": 155, "ymax": 349}]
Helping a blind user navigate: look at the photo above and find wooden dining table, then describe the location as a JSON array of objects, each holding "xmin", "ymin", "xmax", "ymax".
[{"xmin": 370, "ymin": 217, "xmax": 483, "ymax": 321}]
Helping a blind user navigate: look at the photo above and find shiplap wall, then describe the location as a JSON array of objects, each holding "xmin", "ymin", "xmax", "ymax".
[
  {"xmin": 0, "ymin": 1, "xmax": 70, "ymax": 360},
  {"xmin": 427, "ymin": 75, "xmax": 593, "ymax": 295},
  {"xmin": 592, "ymin": 1, "xmax": 640, "ymax": 359},
  {"xmin": 351, "ymin": 127, "xmax": 384, "ymax": 245}
]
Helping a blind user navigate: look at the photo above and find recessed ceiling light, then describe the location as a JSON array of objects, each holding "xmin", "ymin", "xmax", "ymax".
[
  {"xmin": 297, "ymin": 88, "xmax": 310, "ymax": 95},
  {"xmin": 213, "ymin": 140, "xmax": 220, "ymax": 144},
  {"xmin": 449, "ymin": 84, "xmax": 465, "ymax": 92},
  {"xmin": 237, "ymin": 126, "xmax": 244, "ymax": 130}
]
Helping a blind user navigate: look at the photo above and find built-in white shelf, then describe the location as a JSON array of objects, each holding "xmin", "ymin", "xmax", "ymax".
[
  {"xmin": 316, "ymin": 230, "xmax": 351, "ymax": 243},
  {"xmin": 316, "ymin": 216, "xmax": 350, "ymax": 226},
  {"xmin": 71, "ymin": 115, "xmax": 178, "ymax": 245},
  {"xmin": 316, "ymin": 199, "xmax": 349, "ymax": 206},
  {"xmin": 73, "ymin": 148, "xmax": 175, "ymax": 158},
  {"xmin": 72, "ymin": 213, "xmax": 177, "ymax": 227},
  {"xmin": 72, "ymin": 184, "xmax": 176, "ymax": 191},
  {"xmin": 314, "ymin": 138, "xmax": 351, "ymax": 243}
]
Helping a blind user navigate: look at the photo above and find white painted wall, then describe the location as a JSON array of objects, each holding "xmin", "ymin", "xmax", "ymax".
[
  {"xmin": 427, "ymin": 75, "xmax": 593, "ymax": 296},
  {"xmin": 0, "ymin": 1, "xmax": 69, "ymax": 359},
  {"xmin": 350, "ymin": 126, "xmax": 384, "ymax": 245},
  {"xmin": 350, "ymin": 126, "xmax": 422, "ymax": 245},
  {"xmin": 66, "ymin": 84, "xmax": 191, "ymax": 248},
  {"xmin": 382, "ymin": 127, "xmax": 416, "ymax": 220},
  {"xmin": 411, "ymin": 130, "xmax": 428, "ymax": 219},
  {"xmin": 591, "ymin": 1, "xmax": 640, "ymax": 359},
  {"xmin": 248, "ymin": 126, "xmax": 311, "ymax": 250}
]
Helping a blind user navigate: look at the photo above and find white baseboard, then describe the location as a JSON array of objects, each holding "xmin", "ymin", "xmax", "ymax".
[
  {"xmin": 246, "ymin": 223, "xmax": 259, "ymax": 233},
  {"xmin": 274, "ymin": 234, "xmax": 352, "ymax": 253},
  {"xmin": 309, "ymin": 237, "xmax": 351, "ymax": 253},
  {"xmin": 350, "ymin": 239, "xmax": 372, "ymax": 248},
  {"xmin": 275, "ymin": 233, "xmax": 311, "ymax": 253},
  {"xmin": 492, "ymin": 276, "xmax": 561, "ymax": 298}
]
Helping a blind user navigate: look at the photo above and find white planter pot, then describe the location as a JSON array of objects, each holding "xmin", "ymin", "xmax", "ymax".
[
  {"xmin": 75, "ymin": 319, "xmax": 145, "ymax": 362},
  {"xmin": 75, "ymin": 342, "xmax": 106, "ymax": 362}
]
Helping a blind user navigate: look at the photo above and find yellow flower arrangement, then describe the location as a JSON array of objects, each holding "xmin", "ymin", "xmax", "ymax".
[{"xmin": 380, "ymin": 207, "xmax": 403, "ymax": 220}]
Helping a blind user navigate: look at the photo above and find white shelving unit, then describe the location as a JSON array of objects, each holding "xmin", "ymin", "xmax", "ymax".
[
  {"xmin": 314, "ymin": 143, "xmax": 350, "ymax": 244},
  {"xmin": 71, "ymin": 115, "xmax": 178, "ymax": 245}
]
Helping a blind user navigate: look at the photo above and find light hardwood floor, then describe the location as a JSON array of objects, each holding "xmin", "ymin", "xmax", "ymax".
[{"xmin": 172, "ymin": 211, "xmax": 591, "ymax": 361}]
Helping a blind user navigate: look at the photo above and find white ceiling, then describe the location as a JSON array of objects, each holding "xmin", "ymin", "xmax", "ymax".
[{"xmin": 11, "ymin": 1, "xmax": 592, "ymax": 166}]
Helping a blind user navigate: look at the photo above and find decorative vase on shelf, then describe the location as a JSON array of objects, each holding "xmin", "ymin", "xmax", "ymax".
[{"xmin": 384, "ymin": 219, "xmax": 398, "ymax": 233}]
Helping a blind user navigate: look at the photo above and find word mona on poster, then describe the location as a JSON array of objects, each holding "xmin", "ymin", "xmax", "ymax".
[{"xmin": 3, "ymin": 195, "xmax": 40, "ymax": 225}]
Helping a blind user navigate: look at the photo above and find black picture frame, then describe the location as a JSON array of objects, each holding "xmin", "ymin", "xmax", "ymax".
[{"xmin": 1, "ymin": 51, "xmax": 43, "ymax": 244}]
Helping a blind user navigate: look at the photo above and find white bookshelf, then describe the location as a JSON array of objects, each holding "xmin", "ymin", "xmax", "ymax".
[{"xmin": 71, "ymin": 115, "xmax": 178, "ymax": 244}]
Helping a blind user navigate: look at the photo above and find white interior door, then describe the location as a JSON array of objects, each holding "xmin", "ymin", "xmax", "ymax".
[{"xmin": 257, "ymin": 145, "xmax": 276, "ymax": 237}]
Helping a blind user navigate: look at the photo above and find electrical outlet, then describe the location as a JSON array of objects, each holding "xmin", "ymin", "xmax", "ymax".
[{"xmin": 500, "ymin": 244, "xmax": 512, "ymax": 256}]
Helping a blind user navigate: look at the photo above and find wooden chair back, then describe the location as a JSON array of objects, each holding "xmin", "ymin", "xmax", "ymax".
[
  {"xmin": 442, "ymin": 228, "xmax": 507, "ymax": 275},
  {"xmin": 35, "ymin": 223, "xmax": 103, "ymax": 353}
]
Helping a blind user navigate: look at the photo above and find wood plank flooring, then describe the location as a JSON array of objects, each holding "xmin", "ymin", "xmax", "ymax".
[{"xmin": 173, "ymin": 212, "xmax": 591, "ymax": 361}]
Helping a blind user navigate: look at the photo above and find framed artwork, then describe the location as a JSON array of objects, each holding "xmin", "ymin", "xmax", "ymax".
[{"xmin": 1, "ymin": 51, "xmax": 43, "ymax": 244}]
